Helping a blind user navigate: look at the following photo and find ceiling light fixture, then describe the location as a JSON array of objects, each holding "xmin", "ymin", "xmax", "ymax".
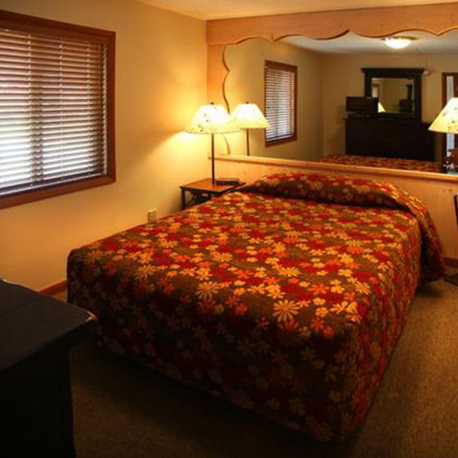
[{"xmin": 382, "ymin": 36, "xmax": 416, "ymax": 50}]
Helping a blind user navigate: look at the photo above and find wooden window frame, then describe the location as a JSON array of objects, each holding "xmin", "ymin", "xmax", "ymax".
[
  {"xmin": 264, "ymin": 60, "xmax": 298, "ymax": 147},
  {"xmin": 0, "ymin": 9, "xmax": 115, "ymax": 210}
]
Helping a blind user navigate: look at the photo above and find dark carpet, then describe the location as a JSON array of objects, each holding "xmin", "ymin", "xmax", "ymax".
[{"xmin": 68, "ymin": 278, "xmax": 458, "ymax": 458}]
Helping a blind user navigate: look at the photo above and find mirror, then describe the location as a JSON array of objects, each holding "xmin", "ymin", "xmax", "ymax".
[
  {"xmin": 372, "ymin": 77, "xmax": 415, "ymax": 114},
  {"xmin": 222, "ymin": 31, "xmax": 458, "ymax": 175},
  {"xmin": 363, "ymin": 68, "xmax": 423, "ymax": 119}
]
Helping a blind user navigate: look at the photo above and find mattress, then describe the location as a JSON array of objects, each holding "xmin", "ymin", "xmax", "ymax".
[{"xmin": 67, "ymin": 172, "xmax": 445, "ymax": 441}]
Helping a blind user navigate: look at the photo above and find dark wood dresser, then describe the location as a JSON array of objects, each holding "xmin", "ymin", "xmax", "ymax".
[
  {"xmin": 0, "ymin": 279, "xmax": 96, "ymax": 458},
  {"xmin": 345, "ymin": 116, "xmax": 436, "ymax": 161}
]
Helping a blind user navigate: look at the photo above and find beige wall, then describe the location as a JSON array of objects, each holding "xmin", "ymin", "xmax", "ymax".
[
  {"xmin": 224, "ymin": 38, "xmax": 323, "ymax": 161},
  {"xmin": 0, "ymin": 0, "xmax": 207, "ymax": 290},
  {"xmin": 321, "ymin": 53, "xmax": 458, "ymax": 156}
]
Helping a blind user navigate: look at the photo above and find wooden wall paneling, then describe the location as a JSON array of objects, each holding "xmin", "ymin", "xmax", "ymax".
[
  {"xmin": 208, "ymin": 44, "xmax": 233, "ymax": 155},
  {"xmin": 207, "ymin": 3, "xmax": 458, "ymax": 45},
  {"xmin": 208, "ymin": 44, "xmax": 229, "ymax": 106}
]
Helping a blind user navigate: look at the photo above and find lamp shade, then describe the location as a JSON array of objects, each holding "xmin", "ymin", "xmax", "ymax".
[
  {"xmin": 186, "ymin": 103, "xmax": 239, "ymax": 134},
  {"xmin": 429, "ymin": 98, "xmax": 458, "ymax": 134},
  {"xmin": 231, "ymin": 103, "xmax": 270, "ymax": 129}
]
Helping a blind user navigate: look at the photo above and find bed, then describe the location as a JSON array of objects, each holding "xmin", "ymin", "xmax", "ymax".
[
  {"xmin": 67, "ymin": 172, "xmax": 445, "ymax": 441},
  {"xmin": 319, "ymin": 154, "xmax": 444, "ymax": 173}
]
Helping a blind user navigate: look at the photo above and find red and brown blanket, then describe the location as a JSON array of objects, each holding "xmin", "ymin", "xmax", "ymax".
[
  {"xmin": 67, "ymin": 172, "xmax": 445, "ymax": 441},
  {"xmin": 319, "ymin": 154, "xmax": 444, "ymax": 174}
]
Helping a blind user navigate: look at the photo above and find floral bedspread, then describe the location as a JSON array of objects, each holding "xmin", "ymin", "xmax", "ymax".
[
  {"xmin": 319, "ymin": 154, "xmax": 444, "ymax": 173},
  {"xmin": 67, "ymin": 172, "xmax": 445, "ymax": 441}
]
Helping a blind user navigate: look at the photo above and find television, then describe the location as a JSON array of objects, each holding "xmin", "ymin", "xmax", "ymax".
[{"xmin": 346, "ymin": 96, "xmax": 378, "ymax": 114}]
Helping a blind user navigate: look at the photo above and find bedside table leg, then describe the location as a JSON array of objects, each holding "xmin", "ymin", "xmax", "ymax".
[{"xmin": 181, "ymin": 189, "xmax": 186, "ymax": 210}]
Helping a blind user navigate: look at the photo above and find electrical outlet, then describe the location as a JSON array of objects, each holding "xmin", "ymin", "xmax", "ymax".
[{"xmin": 147, "ymin": 208, "xmax": 157, "ymax": 223}]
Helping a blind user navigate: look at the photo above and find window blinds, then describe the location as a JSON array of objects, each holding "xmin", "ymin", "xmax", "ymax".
[
  {"xmin": 265, "ymin": 61, "xmax": 297, "ymax": 143},
  {"xmin": 0, "ymin": 26, "xmax": 108, "ymax": 197}
]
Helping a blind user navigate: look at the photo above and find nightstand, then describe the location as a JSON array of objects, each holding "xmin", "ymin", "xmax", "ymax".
[{"xmin": 180, "ymin": 178, "xmax": 245, "ymax": 210}]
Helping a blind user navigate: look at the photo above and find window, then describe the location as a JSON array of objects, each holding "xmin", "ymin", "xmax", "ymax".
[
  {"xmin": 264, "ymin": 60, "xmax": 297, "ymax": 146},
  {"xmin": 0, "ymin": 10, "xmax": 115, "ymax": 209}
]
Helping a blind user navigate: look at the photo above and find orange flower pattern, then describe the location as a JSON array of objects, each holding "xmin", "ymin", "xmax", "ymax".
[
  {"xmin": 319, "ymin": 154, "xmax": 444, "ymax": 173},
  {"xmin": 67, "ymin": 172, "xmax": 445, "ymax": 441}
]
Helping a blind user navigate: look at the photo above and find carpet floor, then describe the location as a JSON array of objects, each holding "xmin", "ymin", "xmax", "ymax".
[{"xmin": 68, "ymin": 278, "xmax": 458, "ymax": 458}]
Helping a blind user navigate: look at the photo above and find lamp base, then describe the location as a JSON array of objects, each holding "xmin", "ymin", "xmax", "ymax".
[{"xmin": 445, "ymin": 273, "xmax": 458, "ymax": 286}]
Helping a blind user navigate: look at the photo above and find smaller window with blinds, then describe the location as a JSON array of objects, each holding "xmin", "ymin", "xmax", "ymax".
[
  {"xmin": 0, "ymin": 10, "xmax": 115, "ymax": 209},
  {"xmin": 264, "ymin": 60, "xmax": 297, "ymax": 146}
]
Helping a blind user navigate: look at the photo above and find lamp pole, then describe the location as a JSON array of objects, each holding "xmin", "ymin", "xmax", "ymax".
[{"xmin": 211, "ymin": 133, "xmax": 215, "ymax": 183}]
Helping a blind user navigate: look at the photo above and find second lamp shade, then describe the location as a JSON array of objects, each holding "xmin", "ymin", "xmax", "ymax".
[
  {"xmin": 429, "ymin": 97, "xmax": 458, "ymax": 134},
  {"xmin": 230, "ymin": 103, "xmax": 270, "ymax": 129}
]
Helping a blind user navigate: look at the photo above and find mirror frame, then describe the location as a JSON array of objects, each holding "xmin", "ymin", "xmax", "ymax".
[{"xmin": 363, "ymin": 67, "xmax": 424, "ymax": 121}]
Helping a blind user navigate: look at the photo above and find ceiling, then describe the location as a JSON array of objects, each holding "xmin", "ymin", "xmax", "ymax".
[
  {"xmin": 135, "ymin": 0, "xmax": 458, "ymax": 20},
  {"xmin": 283, "ymin": 30, "xmax": 458, "ymax": 54}
]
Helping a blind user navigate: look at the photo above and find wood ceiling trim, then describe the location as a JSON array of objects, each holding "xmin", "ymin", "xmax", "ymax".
[{"xmin": 207, "ymin": 2, "xmax": 458, "ymax": 45}]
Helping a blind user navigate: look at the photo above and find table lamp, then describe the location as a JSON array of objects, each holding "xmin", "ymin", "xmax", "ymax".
[
  {"xmin": 429, "ymin": 98, "xmax": 458, "ymax": 285},
  {"xmin": 429, "ymin": 97, "xmax": 458, "ymax": 170},
  {"xmin": 186, "ymin": 103, "xmax": 239, "ymax": 183},
  {"xmin": 231, "ymin": 102, "xmax": 270, "ymax": 156}
]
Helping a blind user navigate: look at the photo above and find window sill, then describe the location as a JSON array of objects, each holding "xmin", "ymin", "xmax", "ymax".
[
  {"xmin": 265, "ymin": 135, "xmax": 297, "ymax": 147},
  {"xmin": 0, "ymin": 175, "xmax": 116, "ymax": 210}
]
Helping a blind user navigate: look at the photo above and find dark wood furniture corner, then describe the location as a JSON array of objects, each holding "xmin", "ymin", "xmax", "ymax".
[
  {"xmin": 345, "ymin": 117, "xmax": 435, "ymax": 161},
  {"xmin": 0, "ymin": 279, "xmax": 97, "ymax": 458},
  {"xmin": 180, "ymin": 178, "xmax": 246, "ymax": 210}
]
